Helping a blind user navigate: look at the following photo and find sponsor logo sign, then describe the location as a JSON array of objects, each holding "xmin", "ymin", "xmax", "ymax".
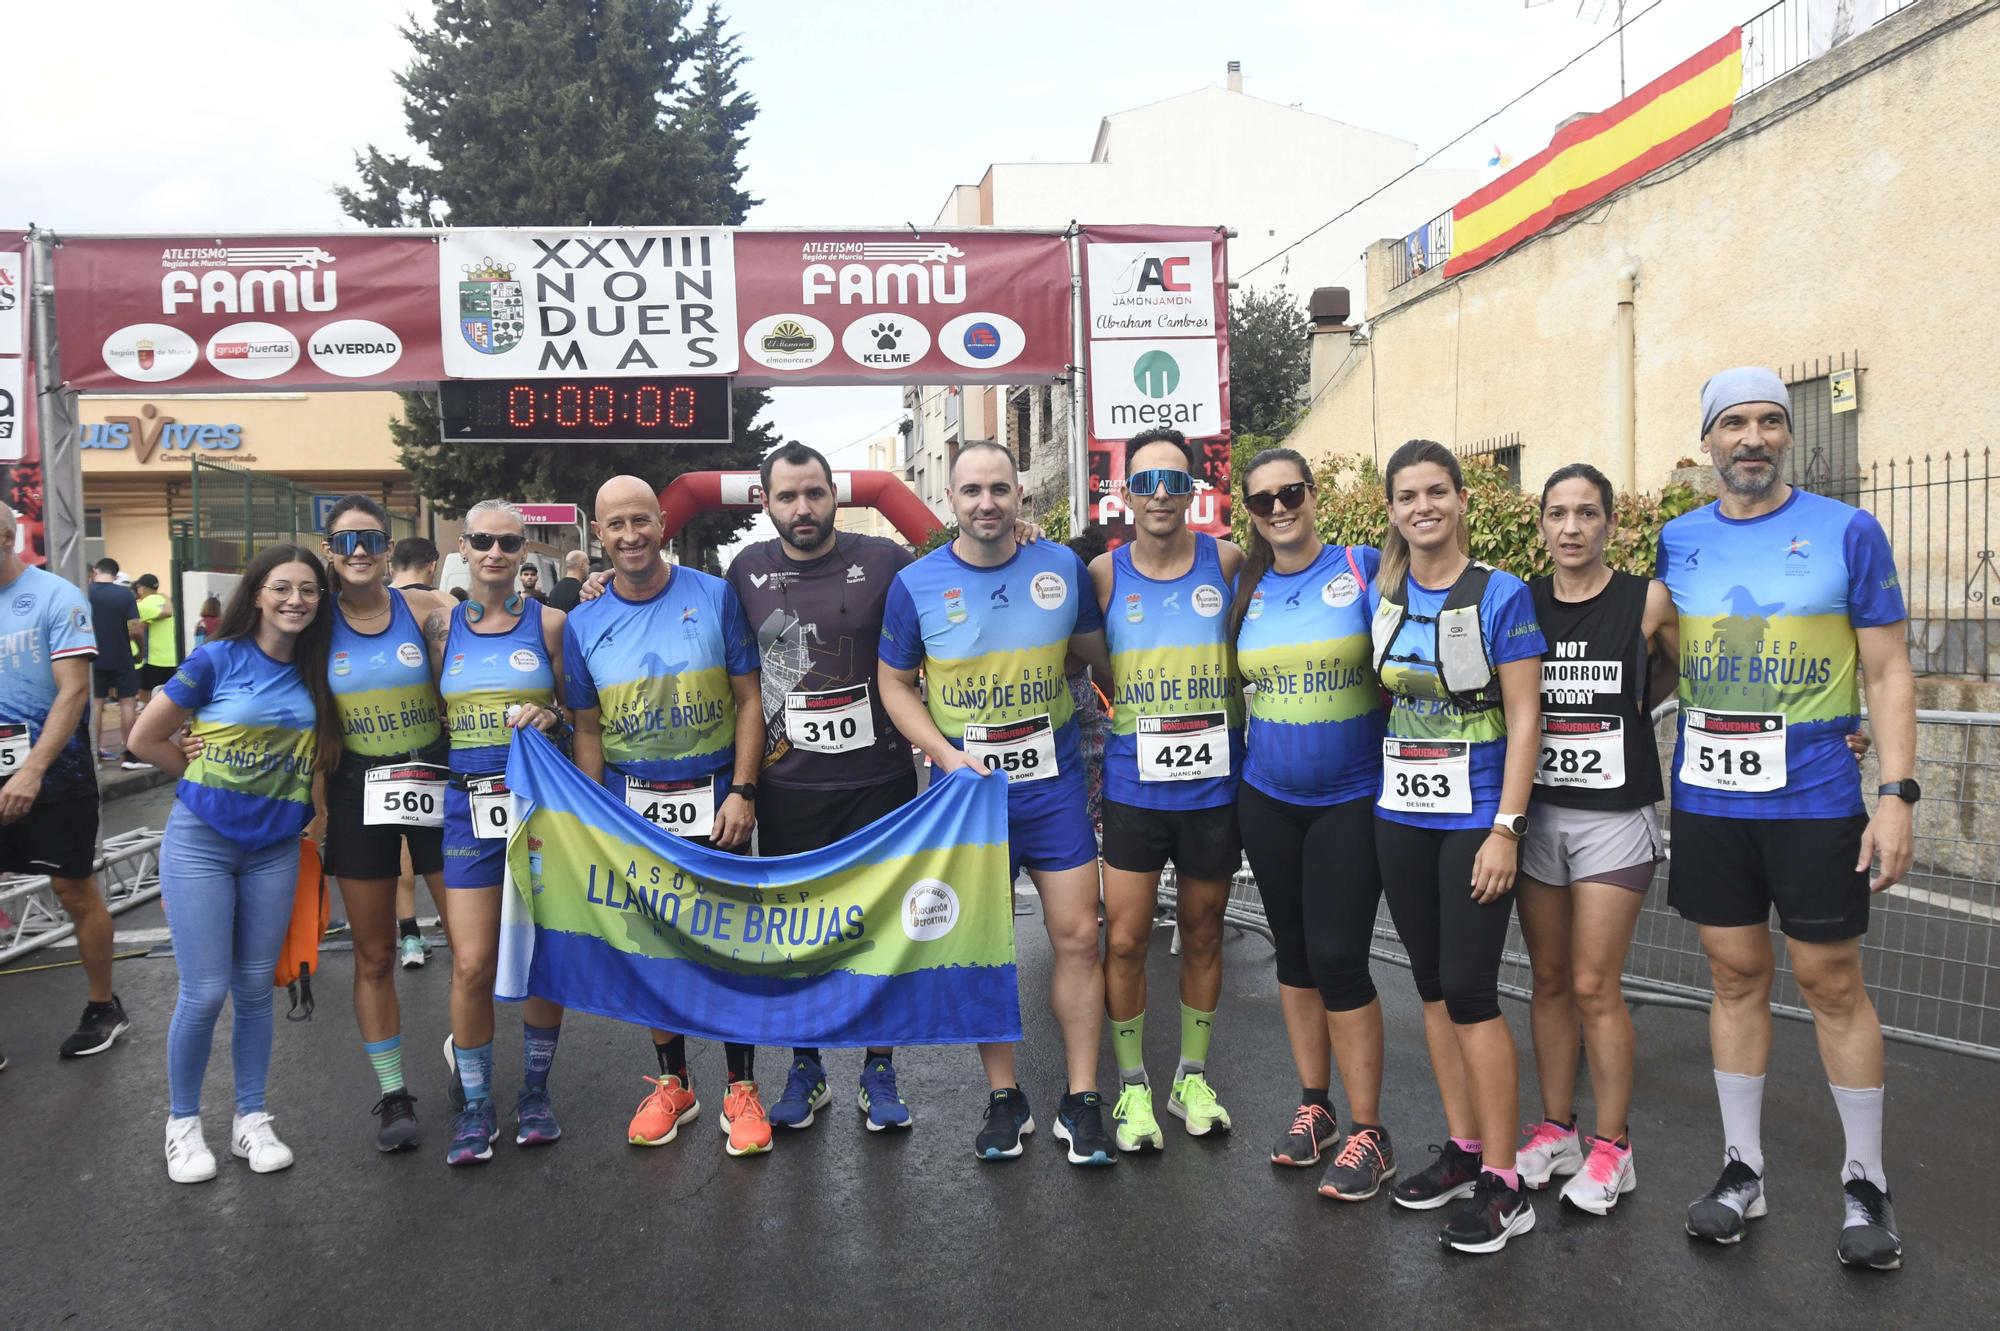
[
  {"xmin": 0, "ymin": 250, "xmax": 22, "ymax": 358},
  {"xmin": 1084, "ymin": 241, "xmax": 1217, "ymax": 338},
  {"xmin": 437, "ymin": 230, "xmax": 739, "ymax": 378},
  {"xmin": 1087, "ymin": 338, "xmax": 1222, "ymax": 437},
  {"xmin": 742, "ymin": 312, "xmax": 833, "ymax": 371},
  {"xmin": 0, "ymin": 356, "xmax": 19, "ymax": 461}
]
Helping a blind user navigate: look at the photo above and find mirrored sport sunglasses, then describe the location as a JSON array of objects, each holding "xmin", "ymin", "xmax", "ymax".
[
  {"xmin": 1126, "ymin": 467, "xmax": 1195, "ymax": 498},
  {"xmin": 465, "ymin": 532, "xmax": 527, "ymax": 553},
  {"xmin": 1243, "ymin": 481, "xmax": 1313, "ymax": 517},
  {"xmin": 327, "ymin": 529, "xmax": 392, "ymax": 557}
]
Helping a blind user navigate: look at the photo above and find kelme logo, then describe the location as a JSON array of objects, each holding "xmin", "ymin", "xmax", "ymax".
[{"xmin": 1132, "ymin": 349, "xmax": 1181, "ymax": 399}]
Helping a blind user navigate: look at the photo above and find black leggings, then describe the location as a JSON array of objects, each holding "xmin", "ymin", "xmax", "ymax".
[
  {"xmin": 1374, "ymin": 816, "xmax": 1515, "ymax": 1026},
  {"xmin": 1236, "ymin": 783, "xmax": 1382, "ymax": 1013}
]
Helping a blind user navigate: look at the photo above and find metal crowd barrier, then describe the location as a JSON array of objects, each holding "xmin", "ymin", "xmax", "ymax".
[
  {"xmin": 0, "ymin": 829, "xmax": 166, "ymax": 966},
  {"xmin": 1162, "ymin": 704, "xmax": 2000, "ymax": 1064}
]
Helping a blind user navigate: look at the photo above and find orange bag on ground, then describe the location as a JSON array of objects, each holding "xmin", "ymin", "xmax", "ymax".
[{"xmin": 274, "ymin": 836, "xmax": 328, "ymax": 1021}]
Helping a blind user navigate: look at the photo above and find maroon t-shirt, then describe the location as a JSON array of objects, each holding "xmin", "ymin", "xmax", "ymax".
[{"xmin": 725, "ymin": 531, "xmax": 915, "ymax": 791}]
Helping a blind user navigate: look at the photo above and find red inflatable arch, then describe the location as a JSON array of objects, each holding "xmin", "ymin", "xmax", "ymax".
[{"xmin": 658, "ymin": 470, "xmax": 943, "ymax": 545}]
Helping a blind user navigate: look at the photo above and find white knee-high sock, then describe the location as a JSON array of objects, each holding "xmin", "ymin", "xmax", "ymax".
[
  {"xmin": 1714, "ymin": 1070, "xmax": 1766, "ymax": 1175},
  {"xmin": 1829, "ymin": 1083, "xmax": 1887, "ymax": 1191}
]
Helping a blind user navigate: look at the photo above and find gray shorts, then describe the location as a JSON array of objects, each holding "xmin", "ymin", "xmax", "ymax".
[{"xmin": 1521, "ymin": 802, "xmax": 1663, "ymax": 892}]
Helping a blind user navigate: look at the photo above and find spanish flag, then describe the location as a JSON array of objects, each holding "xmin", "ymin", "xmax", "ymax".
[{"xmin": 1446, "ymin": 29, "xmax": 1744, "ymax": 278}]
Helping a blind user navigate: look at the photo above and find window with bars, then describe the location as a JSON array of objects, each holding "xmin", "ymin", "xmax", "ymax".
[
  {"xmin": 1781, "ymin": 354, "xmax": 1861, "ymax": 505},
  {"xmin": 1463, "ymin": 432, "xmax": 1523, "ymax": 489}
]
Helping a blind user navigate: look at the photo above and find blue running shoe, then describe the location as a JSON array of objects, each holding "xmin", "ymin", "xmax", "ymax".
[
  {"xmin": 769, "ymin": 1056, "xmax": 830, "ymax": 1130},
  {"xmin": 1053, "ymin": 1091, "xmax": 1118, "ymax": 1166},
  {"xmin": 858, "ymin": 1057, "xmax": 912, "ymax": 1132},
  {"xmin": 514, "ymin": 1087, "xmax": 562, "ymax": 1146},
  {"xmin": 446, "ymin": 1102, "xmax": 497, "ymax": 1166}
]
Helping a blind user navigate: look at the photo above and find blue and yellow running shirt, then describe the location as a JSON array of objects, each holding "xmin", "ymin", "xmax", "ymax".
[
  {"xmin": 0, "ymin": 566, "xmax": 99, "ymax": 802},
  {"xmin": 561, "ymin": 567, "xmax": 758, "ymax": 784},
  {"xmin": 1235, "ymin": 544, "xmax": 1384, "ymax": 807},
  {"xmin": 161, "ymin": 637, "xmax": 318, "ymax": 846},
  {"xmin": 1374, "ymin": 567, "xmax": 1545, "ymax": 830},
  {"xmin": 329, "ymin": 589, "xmax": 443, "ymax": 759},
  {"xmin": 439, "ymin": 598, "xmax": 556, "ymax": 775},
  {"xmin": 879, "ymin": 541, "xmax": 1105, "ymax": 780},
  {"xmin": 1657, "ymin": 488, "xmax": 1905, "ymax": 819},
  {"xmin": 1103, "ymin": 534, "xmax": 1244, "ymax": 811}
]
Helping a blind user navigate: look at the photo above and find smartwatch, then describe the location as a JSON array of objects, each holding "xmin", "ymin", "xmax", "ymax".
[
  {"xmin": 729, "ymin": 782, "xmax": 759, "ymax": 803},
  {"xmin": 1492, "ymin": 813, "xmax": 1529, "ymax": 840},
  {"xmin": 1877, "ymin": 779, "xmax": 1920, "ymax": 804}
]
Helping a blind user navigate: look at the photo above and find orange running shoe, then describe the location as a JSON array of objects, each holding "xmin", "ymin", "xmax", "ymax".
[
  {"xmin": 720, "ymin": 1080, "xmax": 773, "ymax": 1156},
  {"xmin": 629, "ymin": 1075, "xmax": 699, "ymax": 1147}
]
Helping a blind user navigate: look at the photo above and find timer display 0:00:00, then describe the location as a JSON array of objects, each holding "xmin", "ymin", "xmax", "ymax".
[{"xmin": 505, "ymin": 382, "xmax": 698, "ymax": 430}]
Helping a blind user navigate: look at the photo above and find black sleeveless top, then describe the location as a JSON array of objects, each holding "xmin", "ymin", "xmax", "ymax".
[{"xmin": 1528, "ymin": 570, "xmax": 1663, "ymax": 812}]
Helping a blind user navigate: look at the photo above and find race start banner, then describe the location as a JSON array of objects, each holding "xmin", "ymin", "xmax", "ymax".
[
  {"xmin": 1078, "ymin": 225, "xmax": 1232, "ymax": 544},
  {"xmin": 0, "ymin": 231, "xmax": 41, "ymax": 564},
  {"xmin": 494, "ymin": 728, "xmax": 1021, "ymax": 1047},
  {"xmin": 52, "ymin": 229, "xmax": 1078, "ymax": 392}
]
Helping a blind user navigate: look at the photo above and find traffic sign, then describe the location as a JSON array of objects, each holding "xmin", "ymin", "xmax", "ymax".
[
  {"xmin": 310, "ymin": 494, "xmax": 341, "ymax": 531},
  {"xmin": 518, "ymin": 502, "xmax": 580, "ymax": 525}
]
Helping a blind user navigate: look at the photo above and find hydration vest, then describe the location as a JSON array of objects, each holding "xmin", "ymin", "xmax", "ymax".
[{"xmin": 1369, "ymin": 560, "xmax": 1500, "ymax": 712}]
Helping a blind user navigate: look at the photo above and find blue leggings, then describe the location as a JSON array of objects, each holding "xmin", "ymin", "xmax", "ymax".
[{"xmin": 160, "ymin": 802, "xmax": 302, "ymax": 1117}]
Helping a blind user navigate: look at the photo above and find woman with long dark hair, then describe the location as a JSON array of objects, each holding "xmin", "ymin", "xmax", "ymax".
[
  {"xmin": 129, "ymin": 545, "xmax": 343, "ymax": 1184},
  {"xmin": 1229, "ymin": 447, "xmax": 1397, "ymax": 1202},
  {"xmin": 1370, "ymin": 440, "xmax": 1545, "ymax": 1253},
  {"xmin": 318, "ymin": 494, "xmax": 456, "ymax": 1152}
]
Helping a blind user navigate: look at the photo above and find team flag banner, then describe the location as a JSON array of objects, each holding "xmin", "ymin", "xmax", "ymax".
[
  {"xmin": 1445, "ymin": 29, "xmax": 1743, "ymax": 278},
  {"xmin": 494, "ymin": 728, "xmax": 1021, "ymax": 1046}
]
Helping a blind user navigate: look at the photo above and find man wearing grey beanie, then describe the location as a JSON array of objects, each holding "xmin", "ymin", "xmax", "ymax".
[{"xmin": 1652, "ymin": 366, "xmax": 1917, "ymax": 1270}]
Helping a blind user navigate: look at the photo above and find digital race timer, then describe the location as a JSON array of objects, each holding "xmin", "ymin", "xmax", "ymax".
[{"xmin": 438, "ymin": 377, "xmax": 733, "ymax": 444}]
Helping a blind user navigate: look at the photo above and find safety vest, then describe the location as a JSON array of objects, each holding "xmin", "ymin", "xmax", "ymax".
[{"xmin": 1369, "ymin": 560, "xmax": 1500, "ymax": 712}]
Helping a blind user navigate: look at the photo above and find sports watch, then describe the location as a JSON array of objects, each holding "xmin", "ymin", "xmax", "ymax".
[
  {"xmin": 729, "ymin": 782, "xmax": 759, "ymax": 803},
  {"xmin": 1877, "ymin": 779, "xmax": 1921, "ymax": 804},
  {"xmin": 1492, "ymin": 813, "xmax": 1529, "ymax": 840}
]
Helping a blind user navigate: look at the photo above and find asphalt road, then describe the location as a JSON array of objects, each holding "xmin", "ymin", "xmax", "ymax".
[{"xmin": 4, "ymin": 838, "xmax": 1996, "ymax": 1329}]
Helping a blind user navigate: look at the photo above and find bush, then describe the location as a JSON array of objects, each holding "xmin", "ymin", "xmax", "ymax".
[{"xmin": 1236, "ymin": 449, "xmax": 1704, "ymax": 579}]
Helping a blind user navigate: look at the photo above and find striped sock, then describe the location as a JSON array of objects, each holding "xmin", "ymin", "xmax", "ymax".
[
  {"xmin": 457, "ymin": 1040, "xmax": 494, "ymax": 1107},
  {"xmin": 363, "ymin": 1035, "xmax": 405, "ymax": 1095}
]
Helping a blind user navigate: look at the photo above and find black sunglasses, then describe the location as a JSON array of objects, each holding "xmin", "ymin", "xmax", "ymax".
[
  {"xmin": 465, "ymin": 532, "xmax": 526, "ymax": 553},
  {"xmin": 327, "ymin": 529, "xmax": 391, "ymax": 556},
  {"xmin": 1127, "ymin": 467, "xmax": 1195, "ymax": 498},
  {"xmin": 1243, "ymin": 481, "xmax": 1314, "ymax": 517}
]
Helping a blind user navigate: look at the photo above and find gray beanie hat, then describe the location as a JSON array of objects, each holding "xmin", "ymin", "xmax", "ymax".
[{"xmin": 1700, "ymin": 366, "xmax": 1789, "ymax": 438}]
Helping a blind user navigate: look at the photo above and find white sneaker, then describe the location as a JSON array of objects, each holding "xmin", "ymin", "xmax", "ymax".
[
  {"xmin": 165, "ymin": 1115, "xmax": 217, "ymax": 1184},
  {"xmin": 1560, "ymin": 1137, "xmax": 1637, "ymax": 1215},
  {"xmin": 1516, "ymin": 1120, "xmax": 1584, "ymax": 1189},
  {"xmin": 230, "ymin": 1111, "xmax": 295, "ymax": 1173}
]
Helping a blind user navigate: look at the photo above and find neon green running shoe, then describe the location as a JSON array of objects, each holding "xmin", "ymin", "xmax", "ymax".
[
  {"xmin": 1168, "ymin": 1072, "xmax": 1232, "ymax": 1137},
  {"xmin": 1111, "ymin": 1082, "xmax": 1164, "ymax": 1153}
]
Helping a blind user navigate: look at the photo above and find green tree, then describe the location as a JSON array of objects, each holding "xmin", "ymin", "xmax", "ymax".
[
  {"xmin": 338, "ymin": 0, "xmax": 773, "ymax": 549},
  {"xmin": 1228, "ymin": 285, "xmax": 1311, "ymax": 437}
]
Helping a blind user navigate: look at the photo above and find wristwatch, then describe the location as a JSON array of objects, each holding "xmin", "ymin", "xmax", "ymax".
[
  {"xmin": 1492, "ymin": 813, "xmax": 1529, "ymax": 840},
  {"xmin": 729, "ymin": 782, "xmax": 759, "ymax": 803},
  {"xmin": 1877, "ymin": 779, "xmax": 1921, "ymax": 804}
]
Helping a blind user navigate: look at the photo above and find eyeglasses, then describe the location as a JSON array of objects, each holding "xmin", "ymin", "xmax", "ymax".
[
  {"xmin": 1127, "ymin": 468, "xmax": 1195, "ymax": 498},
  {"xmin": 327, "ymin": 529, "xmax": 391, "ymax": 556},
  {"xmin": 1243, "ymin": 481, "xmax": 1314, "ymax": 517},
  {"xmin": 262, "ymin": 583, "xmax": 323, "ymax": 602},
  {"xmin": 465, "ymin": 532, "xmax": 526, "ymax": 553}
]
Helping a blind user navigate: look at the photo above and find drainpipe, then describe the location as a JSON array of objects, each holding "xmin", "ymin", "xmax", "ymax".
[{"xmin": 1616, "ymin": 263, "xmax": 1639, "ymax": 494}]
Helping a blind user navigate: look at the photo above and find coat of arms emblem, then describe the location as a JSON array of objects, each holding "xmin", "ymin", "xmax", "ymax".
[{"xmin": 458, "ymin": 258, "xmax": 524, "ymax": 355}]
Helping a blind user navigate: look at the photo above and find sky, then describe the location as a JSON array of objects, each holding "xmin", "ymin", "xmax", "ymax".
[{"xmin": 6, "ymin": 0, "xmax": 1762, "ymax": 541}]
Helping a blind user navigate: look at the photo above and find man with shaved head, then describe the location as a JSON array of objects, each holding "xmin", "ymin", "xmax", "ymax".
[{"xmin": 561, "ymin": 475, "xmax": 772, "ymax": 1157}]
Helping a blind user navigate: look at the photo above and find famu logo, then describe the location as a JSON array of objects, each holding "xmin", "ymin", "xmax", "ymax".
[
  {"xmin": 901, "ymin": 878, "xmax": 960, "ymax": 942},
  {"xmin": 1133, "ymin": 349, "xmax": 1180, "ymax": 398}
]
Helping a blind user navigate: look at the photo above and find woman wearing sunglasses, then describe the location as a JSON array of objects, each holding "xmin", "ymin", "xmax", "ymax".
[
  {"xmin": 1370, "ymin": 439, "xmax": 1545, "ymax": 1254},
  {"xmin": 428, "ymin": 499, "xmax": 568, "ymax": 1167},
  {"xmin": 319, "ymin": 495, "xmax": 457, "ymax": 1152},
  {"xmin": 1229, "ymin": 448, "xmax": 1399, "ymax": 1202},
  {"xmin": 128, "ymin": 545, "xmax": 343, "ymax": 1183}
]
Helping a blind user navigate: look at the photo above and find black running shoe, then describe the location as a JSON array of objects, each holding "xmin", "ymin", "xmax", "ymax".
[
  {"xmin": 1392, "ymin": 1140, "xmax": 1483, "ymax": 1210},
  {"xmin": 1054, "ymin": 1091, "xmax": 1118, "ymax": 1166},
  {"xmin": 1442, "ymin": 1172, "xmax": 1537, "ymax": 1253},
  {"xmin": 1270, "ymin": 1101, "xmax": 1339, "ymax": 1167},
  {"xmin": 59, "ymin": 995, "xmax": 130, "ymax": 1058},
  {"xmin": 974, "ymin": 1088, "xmax": 1035, "ymax": 1161},
  {"xmin": 1836, "ymin": 1167, "xmax": 1902, "ymax": 1271},
  {"xmin": 374, "ymin": 1089, "xmax": 421, "ymax": 1152},
  {"xmin": 1319, "ymin": 1127, "xmax": 1397, "ymax": 1201},
  {"xmin": 1686, "ymin": 1152, "xmax": 1765, "ymax": 1244}
]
